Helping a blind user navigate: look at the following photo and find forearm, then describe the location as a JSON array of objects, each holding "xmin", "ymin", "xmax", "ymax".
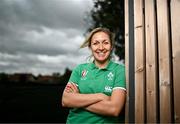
[
  {"xmin": 85, "ymin": 100, "xmax": 119, "ymax": 116},
  {"xmin": 85, "ymin": 90, "xmax": 126, "ymax": 117},
  {"xmin": 62, "ymin": 91, "xmax": 105, "ymax": 108}
]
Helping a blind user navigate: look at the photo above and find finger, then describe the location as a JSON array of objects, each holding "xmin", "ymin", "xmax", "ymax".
[
  {"xmin": 65, "ymin": 87, "xmax": 74, "ymax": 93},
  {"xmin": 65, "ymin": 84, "xmax": 74, "ymax": 93},
  {"xmin": 67, "ymin": 83, "xmax": 75, "ymax": 91},
  {"xmin": 70, "ymin": 83, "xmax": 79, "ymax": 92},
  {"xmin": 65, "ymin": 86, "xmax": 71, "ymax": 93},
  {"xmin": 71, "ymin": 83, "xmax": 78, "ymax": 90}
]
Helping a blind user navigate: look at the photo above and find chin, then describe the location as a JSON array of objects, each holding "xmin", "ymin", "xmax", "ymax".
[{"xmin": 96, "ymin": 58, "xmax": 109, "ymax": 63}]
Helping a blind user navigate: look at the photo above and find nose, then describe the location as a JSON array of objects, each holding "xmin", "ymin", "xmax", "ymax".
[{"xmin": 98, "ymin": 43, "xmax": 104, "ymax": 50}]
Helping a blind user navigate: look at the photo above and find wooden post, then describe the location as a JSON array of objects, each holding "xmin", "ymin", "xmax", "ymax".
[
  {"xmin": 134, "ymin": 0, "xmax": 145, "ymax": 122},
  {"xmin": 171, "ymin": 0, "xmax": 180, "ymax": 123},
  {"xmin": 125, "ymin": 0, "xmax": 129, "ymax": 123},
  {"xmin": 156, "ymin": 0, "xmax": 172, "ymax": 122},
  {"xmin": 145, "ymin": 0, "xmax": 158, "ymax": 122}
]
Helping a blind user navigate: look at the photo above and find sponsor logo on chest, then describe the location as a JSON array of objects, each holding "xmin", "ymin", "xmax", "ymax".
[{"xmin": 104, "ymin": 85, "xmax": 113, "ymax": 93}]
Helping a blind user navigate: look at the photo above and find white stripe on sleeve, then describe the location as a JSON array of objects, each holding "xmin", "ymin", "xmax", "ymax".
[
  {"xmin": 113, "ymin": 87, "xmax": 126, "ymax": 91},
  {"xmin": 68, "ymin": 82, "xmax": 78, "ymax": 87}
]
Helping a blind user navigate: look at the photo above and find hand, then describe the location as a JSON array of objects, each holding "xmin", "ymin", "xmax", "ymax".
[{"xmin": 65, "ymin": 82, "xmax": 79, "ymax": 93}]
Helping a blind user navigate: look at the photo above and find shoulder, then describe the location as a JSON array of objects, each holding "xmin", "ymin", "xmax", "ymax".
[
  {"xmin": 73, "ymin": 63, "xmax": 90, "ymax": 71},
  {"xmin": 76, "ymin": 63, "xmax": 89, "ymax": 68},
  {"xmin": 111, "ymin": 61, "xmax": 125, "ymax": 71}
]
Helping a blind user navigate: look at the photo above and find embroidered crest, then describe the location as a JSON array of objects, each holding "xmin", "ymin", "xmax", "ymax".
[
  {"xmin": 107, "ymin": 72, "xmax": 114, "ymax": 80},
  {"xmin": 81, "ymin": 70, "xmax": 88, "ymax": 78}
]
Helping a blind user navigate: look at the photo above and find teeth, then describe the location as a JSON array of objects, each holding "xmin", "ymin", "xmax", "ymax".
[
  {"xmin": 99, "ymin": 52, "xmax": 104, "ymax": 55},
  {"xmin": 98, "ymin": 52, "xmax": 105, "ymax": 57}
]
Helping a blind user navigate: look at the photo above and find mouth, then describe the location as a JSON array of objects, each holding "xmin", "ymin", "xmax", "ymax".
[{"xmin": 96, "ymin": 52, "xmax": 107, "ymax": 57}]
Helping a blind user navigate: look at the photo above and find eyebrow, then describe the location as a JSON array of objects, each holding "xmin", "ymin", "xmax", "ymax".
[{"xmin": 92, "ymin": 39, "xmax": 109, "ymax": 42}]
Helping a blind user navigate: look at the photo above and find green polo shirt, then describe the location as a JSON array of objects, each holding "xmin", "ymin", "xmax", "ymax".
[{"xmin": 66, "ymin": 60, "xmax": 126, "ymax": 124}]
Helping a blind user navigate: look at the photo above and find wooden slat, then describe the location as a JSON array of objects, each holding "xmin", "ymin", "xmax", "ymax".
[
  {"xmin": 125, "ymin": 0, "xmax": 129, "ymax": 123},
  {"xmin": 134, "ymin": 0, "xmax": 145, "ymax": 122},
  {"xmin": 156, "ymin": 0, "xmax": 172, "ymax": 122},
  {"xmin": 145, "ymin": 0, "xmax": 158, "ymax": 122},
  {"xmin": 170, "ymin": 0, "xmax": 180, "ymax": 122}
]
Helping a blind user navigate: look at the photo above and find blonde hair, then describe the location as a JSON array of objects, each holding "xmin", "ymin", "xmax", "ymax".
[{"xmin": 80, "ymin": 27, "xmax": 115, "ymax": 48}]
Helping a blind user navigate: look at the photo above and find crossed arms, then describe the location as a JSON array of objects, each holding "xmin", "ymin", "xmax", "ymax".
[{"xmin": 61, "ymin": 82, "xmax": 126, "ymax": 117}]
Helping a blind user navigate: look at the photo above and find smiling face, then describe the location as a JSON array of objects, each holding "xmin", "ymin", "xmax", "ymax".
[{"xmin": 90, "ymin": 31, "xmax": 113, "ymax": 68}]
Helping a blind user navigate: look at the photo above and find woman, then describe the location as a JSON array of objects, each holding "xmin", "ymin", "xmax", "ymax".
[{"xmin": 62, "ymin": 27, "xmax": 126, "ymax": 123}]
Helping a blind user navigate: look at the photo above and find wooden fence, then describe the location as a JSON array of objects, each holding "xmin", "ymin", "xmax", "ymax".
[{"xmin": 125, "ymin": 0, "xmax": 180, "ymax": 123}]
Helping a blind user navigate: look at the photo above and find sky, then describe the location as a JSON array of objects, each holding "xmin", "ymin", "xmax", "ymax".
[{"xmin": 0, "ymin": 0, "xmax": 93, "ymax": 75}]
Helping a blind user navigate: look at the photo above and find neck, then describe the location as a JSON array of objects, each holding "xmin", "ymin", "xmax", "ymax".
[{"xmin": 94, "ymin": 60, "xmax": 110, "ymax": 69}]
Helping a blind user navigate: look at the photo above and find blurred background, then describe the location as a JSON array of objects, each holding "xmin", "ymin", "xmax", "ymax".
[{"xmin": 0, "ymin": 0, "xmax": 124, "ymax": 123}]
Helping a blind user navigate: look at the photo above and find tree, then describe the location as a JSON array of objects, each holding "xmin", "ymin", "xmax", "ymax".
[
  {"xmin": 0, "ymin": 73, "xmax": 8, "ymax": 84},
  {"xmin": 85, "ymin": 0, "xmax": 124, "ymax": 60},
  {"xmin": 59, "ymin": 68, "xmax": 72, "ymax": 85}
]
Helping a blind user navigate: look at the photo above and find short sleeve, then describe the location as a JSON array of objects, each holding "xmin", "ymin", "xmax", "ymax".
[
  {"xmin": 113, "ymin": 65, "xmax": 126, "ymax": 91},
  {"xmin": 68, "ymin": 65, "xmax": 81, "ymax": 86}
]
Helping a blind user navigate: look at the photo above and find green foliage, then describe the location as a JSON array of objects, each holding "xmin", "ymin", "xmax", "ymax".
[{"xmin": 86, "ymin": 0, "xmax": 124, "ymax": 60}]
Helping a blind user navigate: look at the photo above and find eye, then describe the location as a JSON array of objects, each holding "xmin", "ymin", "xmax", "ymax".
[
  {"xmin": 103, "ymin": 41, "xmax": 110, "ymax": 45},
  {"xmin": 92, "ymin": 41, "xmax": 99, "ymax": 45}
]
